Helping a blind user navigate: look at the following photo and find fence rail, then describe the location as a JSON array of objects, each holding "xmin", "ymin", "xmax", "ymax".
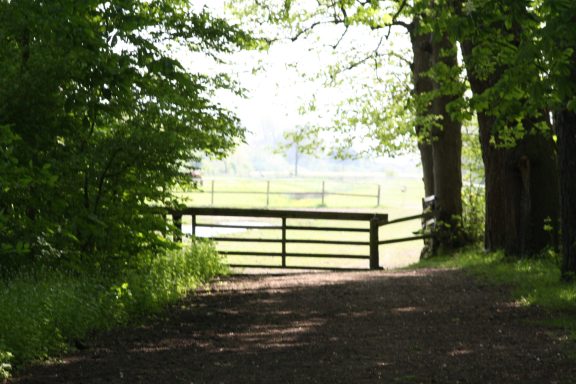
[
  {"xmin": 186, "ymin": 180, "xmax": 382, "ymax": 207},
  {"xmin": 169, "ymin": 196, "xmax": 436, "ymax": 270}
]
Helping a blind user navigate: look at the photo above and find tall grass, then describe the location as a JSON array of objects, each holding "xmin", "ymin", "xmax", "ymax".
[{"xmin": 0, "ymin": 239, "xmax": 227, "ymax": 379}]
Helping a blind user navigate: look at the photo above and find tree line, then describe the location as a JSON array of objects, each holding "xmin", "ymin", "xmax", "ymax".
[{"xmin": 230, "ymin": 0, "xmax": 576, "ymax": 279}]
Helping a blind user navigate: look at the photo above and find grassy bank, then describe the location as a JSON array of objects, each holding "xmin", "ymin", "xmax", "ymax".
[
  {"xmin": 0, "ymin": 239, "xmax": 227, "ymax": 380},
  {"xmin": 413, "ymin": 248, "xmax": 576, "ymax": 332}
]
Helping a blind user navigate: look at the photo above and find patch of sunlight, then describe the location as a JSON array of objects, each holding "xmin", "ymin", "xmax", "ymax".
[
  {"xmin": 559, "ymin": 288, "xmax": 576, "ymax": 302},
  {"xmin": 516, "ymin": 295, "xmax": 533, "ymax": 307}
]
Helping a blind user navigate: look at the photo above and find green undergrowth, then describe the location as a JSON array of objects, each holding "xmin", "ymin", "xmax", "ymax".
[
  {"xmin": 0, "ymin": 239, "xmax": 227, "ymax": 379},
  {"xmin": 413, "ymin": 247, "xmax": 576, "ymax": 334}
]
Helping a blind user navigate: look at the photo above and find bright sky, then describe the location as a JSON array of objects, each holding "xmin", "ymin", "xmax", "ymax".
[{"xmin": 186, "ymin": 0, "xmax": 421, "ymax": 177}]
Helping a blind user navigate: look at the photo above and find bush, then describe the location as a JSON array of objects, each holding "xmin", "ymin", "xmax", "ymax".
[{"xmin": 0, "ymin": 239, "xmax": 226, "ymax": 375}]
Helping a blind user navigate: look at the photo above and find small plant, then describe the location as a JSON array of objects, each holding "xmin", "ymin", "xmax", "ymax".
[{"xmin": 0, "ymin": 349, "xmax": 12, "ymax": 380}]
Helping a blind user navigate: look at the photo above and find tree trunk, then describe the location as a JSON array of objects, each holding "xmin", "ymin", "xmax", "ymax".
[
  {"xmin": 410, "ymin": 24, "xmax": 436, "ymax": 258},
  {"xmin": 461, "ymin": 42, "xmax": 559, "ymax": 257},
  {"xmin": 430, "ymin": 34, "xmax": 464, "ymax": 251},
  {"xmin": 410, "ymin": 22, "xmax": 464, "ymax": 255},
  {"xmin": 410, "ymin": 25, "xmax": 435, "ymax": 197},
  {"xmin": 556, "ymin": 108, "xmax": 576, "ymax": 279}
]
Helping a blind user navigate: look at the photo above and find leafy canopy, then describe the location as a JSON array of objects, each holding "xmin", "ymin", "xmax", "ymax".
[{"xmin": 0, "ymin": 0, "xmax": 250, "ymax": 271}]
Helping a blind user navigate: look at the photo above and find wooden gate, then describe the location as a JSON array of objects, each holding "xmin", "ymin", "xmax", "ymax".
[{"xmin": 169, "ymin": 202, "xmax": 435, "ymax": 270}]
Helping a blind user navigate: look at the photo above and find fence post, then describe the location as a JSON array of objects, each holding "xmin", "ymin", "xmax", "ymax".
[
  {"xmin": 192, "ymin": 214, "xmax": 196, "ymax": 236},
  {"xmin": 376, "ymin": 184, "xmax": 381, "ymax": 206},
  {"xmin": 210, "ymin": 180, "xmax": 215, "ymax": 206},
  {"xmin": 281, "ymin": 217, "xmax": 287, "ymax": 267},
  {"xmin": 321, "ymin": 181, "xmax": 325, "ymax": 206},
  {"xmin": 173, "ymin": 213, "xmax": 182, "ymax": 243},
  {"xmin": 266, "ymin": 180, "xmax": 270, "ymax": 207},
  {"xmin": 369, "ymin": 217, "xmax": 380, "ymax": 270}
]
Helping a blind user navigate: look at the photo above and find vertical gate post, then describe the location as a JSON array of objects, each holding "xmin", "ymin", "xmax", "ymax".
[
  {"xmin": 281, "ymin": 217, "xmax": 287, "ymax": 267},
  {"xmin": 173, "ymin": 213, "xmax": 183, "ymax": 243},
  {"xmin": 192, "ymin": 214, "xmax": 196, "ymax": 236},
  {"xmin": 369, "ymin": 218, "xmax": 380, "ymax": 270},
  {"xmin": 266, "ymin": 180, "xmax": 270, "ymax": 207},
  {"xmin": 321, "ymin": 181, "xmax": 326, "ymax": 206},
  {"xmin": 210, "ymin": 180, "xmax": 215, "ymax": 206},
  {"xmin": 376, "ymin": 184, "xmax": 381, "ymax": 206}
]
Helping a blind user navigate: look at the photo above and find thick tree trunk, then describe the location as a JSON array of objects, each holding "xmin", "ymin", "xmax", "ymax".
[
  {"xmin": 418, "ymin": 143, "xmax": 434, "ymax": 197},
  {"xmin": 410, "ymin": 24, "xmax": 436, "ymax": 258},
  {"xmin": 430, "ymin": 34, "xmax": 464, "ymax": 251},
  {"xmin": 410, "ymin": 23, "xmax": 464, "ymax": 255},
  {"xmin": 410, "ymin": 26, "xmax": 435, "ymax": 197},
  {"xmin": 461, "ymin": 42, "xmax": 559, "ymax": 257},
  {"xmin": 556, "ymin": 109, "xmax": 576, "ymax": 279}
]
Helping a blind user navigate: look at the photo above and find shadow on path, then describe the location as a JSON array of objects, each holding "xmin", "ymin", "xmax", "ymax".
[{"xmin": 14, "ymin": 269, "xmax": 576, "ymax": 384}]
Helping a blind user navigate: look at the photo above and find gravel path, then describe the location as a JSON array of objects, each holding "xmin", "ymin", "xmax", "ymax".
[{"xmin": 13, "ymin": 269, "xmax": 576, "ymax": 383}]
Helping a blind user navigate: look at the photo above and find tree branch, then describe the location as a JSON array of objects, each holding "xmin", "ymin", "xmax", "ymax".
[
  {"xmin": 346, "ymin": 35, "xmax": 385, "ymax": 72},
  {"xmin": 391, "ymin": 20, "xmax": 412, "ymax": 33},
  {"xmin": 386, "ymin": 0, "xmax": 410, "ymax": 38},
  {"xmin": 332, "ymin": 25, "xmax": 349, "ymax": 49},
  {"xmin": 291, "ymin": 20, "xmax": 335, "ymax": 41}
]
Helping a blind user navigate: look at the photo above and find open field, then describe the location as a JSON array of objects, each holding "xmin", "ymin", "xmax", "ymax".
[
  {"xmin": 175, "ymin": 177, "xmax": 426, "ymax": 269},
  {"xmin": 177, "ymin": 177, "xmax": 422, "ymax": 209}
]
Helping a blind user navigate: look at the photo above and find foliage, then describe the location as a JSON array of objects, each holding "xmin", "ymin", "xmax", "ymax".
[
  {"xmin": 0, "ymin": 1, "xmax": 249, "ymax": 271},
  {"xmin": 0, "ymin": 239, "xmax": 226, "ymax": 372},
  {"xmin": 442, "ymin": 0, "xmax": 555, "ymax": 145},
  {"xmin": 228, "ymin": 0, "xmax": 419, "ymax": 158}
]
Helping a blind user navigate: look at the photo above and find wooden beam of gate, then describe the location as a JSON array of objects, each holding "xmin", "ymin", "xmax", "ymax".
[{"xmin": 169, "ymin": 207, "xmax": 388, "ymax": 222}]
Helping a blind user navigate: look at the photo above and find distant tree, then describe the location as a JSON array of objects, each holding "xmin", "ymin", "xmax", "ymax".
[
  {"xmin": 0, "ymin": 1, "xmax": 250, "ymax": 270},
  {"xmin": 275, "ymin": 125, "xmax": 321, "ymax": 177}
]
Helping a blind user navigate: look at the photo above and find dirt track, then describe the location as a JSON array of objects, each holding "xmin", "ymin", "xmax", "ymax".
[{"xmin": 13, "ymin": 269, "xmax": 576, "ymax": 383}]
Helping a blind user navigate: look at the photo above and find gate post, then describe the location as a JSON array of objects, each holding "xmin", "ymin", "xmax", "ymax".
[
  {"xmin": 210, "ymin": 180, "xmax": 215, "ymax": 206},
  {"xmin": 281, "ymin": 217, "xmax": 287, "ymax": 267},
  {"xmin": 369, "ymin": 217, "xmax": 380, "ymax": 270},
  {"xmin": 173, "ymin": 213, "xmax": 183, "ymax": 243}
]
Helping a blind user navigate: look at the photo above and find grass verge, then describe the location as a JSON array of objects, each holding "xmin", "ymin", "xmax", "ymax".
[
  {"xmin": 412, "ymin": 247, "xmax": 576, "ymax": 333},
  {"xmin": 0, "ymin": 239, "xmax": 227, "ymax": 380}
]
